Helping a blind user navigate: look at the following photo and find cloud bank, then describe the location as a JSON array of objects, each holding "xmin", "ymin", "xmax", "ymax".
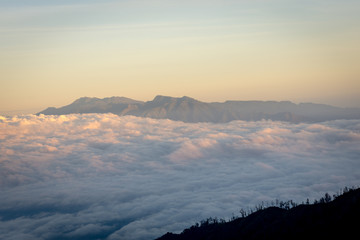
[{"xmin": 1, "ymin": 114, "xmax": 359, "ymax": 240}]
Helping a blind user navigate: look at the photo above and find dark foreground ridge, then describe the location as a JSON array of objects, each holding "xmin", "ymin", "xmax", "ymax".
[
  {"xmin": 37, "ymin": 95, "xmax": 360, "ymax": 123},
  {"xmin": 156, "ymin": 188, "xmax": 360, "ymax": 240}
]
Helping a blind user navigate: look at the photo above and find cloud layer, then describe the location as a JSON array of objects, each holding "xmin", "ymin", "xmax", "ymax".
[{"xmin": 1, "ymin": 114, "xmax": 360, "ymax": 239}]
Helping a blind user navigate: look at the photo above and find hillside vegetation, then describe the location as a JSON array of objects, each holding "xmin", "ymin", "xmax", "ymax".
[{"xmin": 156, "ymin": 187, "xmax": 360, "ymax": 240}]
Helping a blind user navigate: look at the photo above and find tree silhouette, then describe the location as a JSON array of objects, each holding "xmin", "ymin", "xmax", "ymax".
[{"xmin": 156, "ymin": 186, "xmax": 360, "ymax": 240}]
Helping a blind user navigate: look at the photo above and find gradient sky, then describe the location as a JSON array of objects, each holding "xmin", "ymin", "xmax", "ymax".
[{"xmin": 1, "ymin": 0, "xmax": 359, "ymax": 114}]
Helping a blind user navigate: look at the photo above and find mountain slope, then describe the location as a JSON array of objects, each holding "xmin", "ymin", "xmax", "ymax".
[
  {"xmin": 156, "ymin": 188, "xmax": 360, "ymax": 240},
  {"xmin": 38, "ymin": 95, "xmax": 360, "ymax": 123}
]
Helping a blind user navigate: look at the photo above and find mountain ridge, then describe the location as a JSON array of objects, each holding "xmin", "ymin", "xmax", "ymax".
[
  {"xmin": 37, "ymin": 95, "xmax": 360, "ymax": 123},
  {"xmin": 155, "ymin": 188, "xmax": 360, "ymax": 240}
]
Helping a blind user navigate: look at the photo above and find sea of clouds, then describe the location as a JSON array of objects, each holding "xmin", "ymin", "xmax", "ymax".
[{"xmin": 1, "ymin": 114, "xmax": 359, "ymax": 240}]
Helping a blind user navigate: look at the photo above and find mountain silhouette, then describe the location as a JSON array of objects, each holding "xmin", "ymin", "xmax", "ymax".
[
  {"xmin": 156, "ymin": 188, "xmax": 360, "ymax": 240},
  {"xmin": 38, "ymin": 95, "xmax": 360, "ymax": 123}
]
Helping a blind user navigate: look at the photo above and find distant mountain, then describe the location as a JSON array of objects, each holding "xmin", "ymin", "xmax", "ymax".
[
  {"xmin": 38, "ymin": 97, "xmax": 143, "ymax": 115},
  {"xmin": 156, "ymin": 188, "xmax": 360, "ymax": 240},
  {"xmin": 38, "ymin": 95, "xmax": 360, "ymax": 123}
]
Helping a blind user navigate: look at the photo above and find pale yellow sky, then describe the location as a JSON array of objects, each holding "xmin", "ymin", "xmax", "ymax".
[{"xmin": 1, "ymin": 0, "xmax": 359, "ymax": 115}]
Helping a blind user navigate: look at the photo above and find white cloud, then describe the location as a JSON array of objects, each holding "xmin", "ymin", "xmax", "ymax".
[{"xmin": 0, "ymin": 114, "xmax": 359, "ymax": 239}]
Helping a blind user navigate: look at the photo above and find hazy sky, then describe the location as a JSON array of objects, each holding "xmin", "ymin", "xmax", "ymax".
[{"xmin": 1, "ymin": 0, "xmax": 359, "ymax": 114}]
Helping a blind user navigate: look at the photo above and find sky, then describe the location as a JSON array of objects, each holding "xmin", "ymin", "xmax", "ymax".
[
  {"xmin": 1, "ymin": 114, "xmax": 360, "ymax": 239},
  {"xmin": 1, "ymin": 0, "xmax": 360, "ymax": 114}
]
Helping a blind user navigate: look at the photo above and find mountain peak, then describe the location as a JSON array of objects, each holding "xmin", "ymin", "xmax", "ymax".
[
  {"xmin": 72, "ymin": 96, "xmax": 142, "ymax": 105},
  {"xmin": 152, "ymin": 95, "xmax": 174, "ymax": 102},
  {"xmin": 73, "ymin": 97, "xmax": 99, "ymax": 104},
  {"xmin": 180, "ymin": 96, "xmax": 198, "ymax": 102},
  {"xmin": 152, "ymin": 95, "xmax": 198, "ymax": 103},
  {"xmin": 102, "ymin": 96, "xmax": 143, "ymax": 104}
]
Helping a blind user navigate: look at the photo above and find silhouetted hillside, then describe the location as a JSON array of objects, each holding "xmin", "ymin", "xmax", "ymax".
[
  {"xmin": 156, "ymin": 187, "xmax": 360, "ymax": 240},
  {"xmin": 38, "ymin": 95, "xmax": 360, "ymax": 123}
]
